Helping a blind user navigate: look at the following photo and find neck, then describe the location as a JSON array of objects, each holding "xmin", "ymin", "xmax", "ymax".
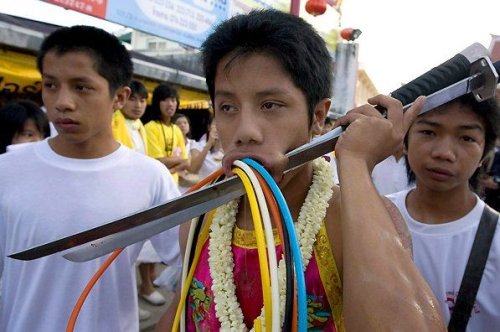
[
  {"xmin": 161, "ymin": 116, "xmax": 171, "ymax": 125},
  {"xmin": 393, "ymin": 150, "xmax": 404, "ymax": 161},
  {"xmin": 406, "ymin": 184, "xmax": 477, "ymax": 224},
  {"xmin": 48, "ymin": 135, "xmax": 119, "ymax": 159}
]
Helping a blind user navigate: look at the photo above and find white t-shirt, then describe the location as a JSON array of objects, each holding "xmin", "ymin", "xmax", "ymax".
[
  {"xmin": 388, "ymin": 189, "xmax": 500, "ymax": 331},
  {"xmin": 0, "ymin": 139, "xmax": 181, "ymax": 332},
  {"xmin": 372, "ymin": 155, "xmax": 411, "ymax": 195}
]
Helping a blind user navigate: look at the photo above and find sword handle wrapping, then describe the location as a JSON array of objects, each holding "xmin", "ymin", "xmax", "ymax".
[{"xmin": 389, "ymin": 43, "xmax": 489, "ymax": 106}]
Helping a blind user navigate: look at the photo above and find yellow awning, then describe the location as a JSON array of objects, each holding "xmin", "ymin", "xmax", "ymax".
[
  {"xmin": 0, "ymin": 49, "xmax": 42, "ymax": 94},
  {"xmin": 0, "ymin": 49, "xmax": 210, "ymax": 108}
]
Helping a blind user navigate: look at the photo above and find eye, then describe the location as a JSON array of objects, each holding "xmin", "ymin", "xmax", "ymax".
[
  {"xmin": 75, "ymin": 85, "xmax": 93, "ymax": 92},
  {"xmin": 419, "ymin": 129, "xmax": 434, "ymax": 136},
  {"xmin": 261, "ymin": 102, "xmax": 282, "ymax": 111},
  {"xmin": 218, "ymin": 104, "xmax": 237, "ymax": 113},
  {"xmin": 43, "ymin": 81, "xmax": 56, "ymax": 90},
  {"xmin": 461, "ymin": 135, "xmax": 476, "ymax": 143}
]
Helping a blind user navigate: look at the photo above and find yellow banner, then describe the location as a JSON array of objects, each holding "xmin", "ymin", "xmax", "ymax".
[
  {"xmin": 0, "ymin": 50, "xmax": 42, "ymax": 94},
  {"xmin": 0, "ymin": 50, "xmax": 210, "ymax": 109}
]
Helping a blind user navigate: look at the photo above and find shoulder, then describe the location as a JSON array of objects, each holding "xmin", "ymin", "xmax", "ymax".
[
  {"xmin": 125, "ymin": 148, "xmax": 164, "ymax": 169},
  {"xmin": 145, "ymin": 121, "xmax": 160, "ymax": 131},
  {"xmin": 122, "ymin": 149, "xmax": 179, "ymax": 194},
  {"xmin": 385, "ymin": 189, "xmax": 408, "ymax": 206},
  {"xmin": 173, "ymin": 125, "xmax": 184, "ymax": 136},
  {"xmin": 191, "ymin": 140, "xmax": 204, "ymax": 151},
  {"xmin": 0, "ymin": 142, "xmax": 38, "ymax": 164},
  {"xmin": 380, "ymin": 195, "xmax": 413, "ymax": 255},
  {"xmin": 112, "ymin": 110, "xmax": 125, "ymax": 121}
]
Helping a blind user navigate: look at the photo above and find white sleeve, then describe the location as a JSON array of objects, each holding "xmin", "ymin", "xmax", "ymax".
[
  {"xmin": 149, "ymin": 164, "xmax": 182, "ymax": 265},
  {"xmin": 190, "ymin": 140, "xmax": 205, "ymax": 152}
]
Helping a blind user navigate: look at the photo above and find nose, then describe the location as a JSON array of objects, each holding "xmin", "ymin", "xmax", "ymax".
[
  {"xmin": 233, "ymin": 108, "xmax": 263, "ymax": 146},
  {"xmin": 133, "ymin": 99, "xmax": 142, "ymax": 107},
  {"xmin": 431, "ymin": 136, "xmax": 457, "ymax": 162},
  {"xmin": 54, "ymin": 86, "xmax": 76, "ymax": 113}
]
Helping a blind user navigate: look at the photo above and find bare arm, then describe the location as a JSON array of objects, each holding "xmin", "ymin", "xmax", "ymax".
[
  {"xmin": 188, "ymin": 145, "xmax": 211, "ymax": 174},
  {"xmin": 157, "ymin": 155, "xmax": 189, "ymax": 170},
  {"xmin": 188, "ymin": 132, "xmax": 218, "ymax": 174},
  {"xmin": 335, "ymin": 95, "xmax": 445, "ymax": 331}
]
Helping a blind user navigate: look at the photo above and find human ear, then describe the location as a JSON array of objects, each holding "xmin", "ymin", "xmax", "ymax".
[
  {"xmin": 311, "ymin": 98, "xmax": 331, "ymax": 136},
  {"xmin": 113, "ymin": 86, "xmax": 132, "ymax": 111}
]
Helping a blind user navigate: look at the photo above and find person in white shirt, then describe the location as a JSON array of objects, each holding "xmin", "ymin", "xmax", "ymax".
[
  {"xmin": 186, "ymin": 115, "xmax": 223, "ymax": 182},
  {"xmin": 0, "ymin": 25, "xmax": 180, "ymax": 331},
  {"xmin": 174, "ymin": 113, "xmax": 199, "ymax": 194},
  {"xmin": 387, "ymin": 93, "xmax": 500, "ymax": 331},
  {"xmin": 112, "ymin": 80, "xmax": 176, "ymax": 315},
  {"xmin": 372, "ymin": 147, "xmax": 412, "ymax": 195}
]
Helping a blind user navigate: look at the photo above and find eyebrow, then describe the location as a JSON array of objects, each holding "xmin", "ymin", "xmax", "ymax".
[
  {"xmin": 42, "ymin": 74, "xmax": 95, "ymax": 83},
  {"xmin": 214, "ymin": 88, "xmax": 291, "ymax": 99},
  {"xmin": 415, "ymin": 118, "xmax": 485, "ymax": 132}
]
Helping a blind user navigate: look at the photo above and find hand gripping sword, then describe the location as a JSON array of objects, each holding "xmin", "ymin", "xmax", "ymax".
[{"xmin": 9, "ymin": 44, "xmax": 500, "ymax": 262}]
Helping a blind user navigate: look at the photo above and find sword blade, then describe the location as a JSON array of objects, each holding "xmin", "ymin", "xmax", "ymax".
[{"xmin": 8, "ymin": 69, "xmax": 487, "ymax": 262}]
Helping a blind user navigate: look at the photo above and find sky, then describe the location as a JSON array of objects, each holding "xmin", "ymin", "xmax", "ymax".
[{"xmin": 0, "ymin": 0, "xmax": 499, "ymax": 94}]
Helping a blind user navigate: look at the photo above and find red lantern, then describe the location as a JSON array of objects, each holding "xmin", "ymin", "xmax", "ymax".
[{"xmin": 305, "ymin": 0, "xmax": 327, "ymax": 16}]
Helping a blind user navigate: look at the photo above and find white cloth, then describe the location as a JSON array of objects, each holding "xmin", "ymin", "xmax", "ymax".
[
  {"xmin": 387, "ymin": 189, "xmax": 500, "ymax": 331},
  {"xmin": 0, "ymin": 139, "xmax": 181, "ymax": 332},
  {"xmin": 6, "ymin": 142, "xmax": 35, "ymax": 152},
  {"xmin": 123, "ymin": 120, "xmax": 160, "ymax": 265},
  {"xmin": 372, "ymin": 155, "xmax": 411, "ymax": 195},
  {"xmin": 136, "ymin": 240, "xmax": 161, "ymax": 264},
  {"xmin": 190, "ymin": 140, "xmax": 223, "ymax": 181},
  {"xmin": 178, "ymin": 140, "xmax": 223, "ymax": 194},
  {"xmin": 125, "ymin": 119, "xmax": 146, "ymax": 154}
]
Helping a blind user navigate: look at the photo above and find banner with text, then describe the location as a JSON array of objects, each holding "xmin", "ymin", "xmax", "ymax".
[{"xmin": 43, "ymin": 0, "xmax": 289, "ymax": 48}]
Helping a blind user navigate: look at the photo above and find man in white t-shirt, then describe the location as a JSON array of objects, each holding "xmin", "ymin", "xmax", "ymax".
[
  {"xmin": 387, "ymin": 93, "xmax": 500, "ymax": 331},
  {"xmin": 0, "ymin": 26, "xmax": 180, "ymax": 331}
]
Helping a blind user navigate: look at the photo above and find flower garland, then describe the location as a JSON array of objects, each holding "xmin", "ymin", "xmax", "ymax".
[{"xmin": 208, "ymin": 157, "xmax": 333, "ymax": 331}]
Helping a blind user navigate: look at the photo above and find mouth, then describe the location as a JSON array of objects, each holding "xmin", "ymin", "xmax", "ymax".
[
  {"xmin": 427, "ymin": 167, "xmax": 454, "ymax": 181},
  {"xmin": 54, "ymin": 118, "xmax": 79, "ymax": 131},
  {"xmin": 223, "ymin": 151, "xmax": 268, "ymax": 173},
  {"xmin": 222, "ymin": 149, "xmax": 289, "ymax": 183}
]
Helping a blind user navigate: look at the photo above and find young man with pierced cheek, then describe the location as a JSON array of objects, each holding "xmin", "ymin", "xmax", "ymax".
[{"xmin": 156, "ymin": 10, "xmax": 445, "ymax": 332}]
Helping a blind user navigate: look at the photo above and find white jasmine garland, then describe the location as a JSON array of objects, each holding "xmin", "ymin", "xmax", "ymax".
[{"xmin": 208, "ymin": 158, "xmax": 333, "ymax": 331}]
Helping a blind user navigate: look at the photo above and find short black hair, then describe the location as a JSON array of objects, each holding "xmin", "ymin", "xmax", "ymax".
[
  {"xmin": 150, "ymin": 83, "xmax": 180, "ymax": 121},
  {"xmin": 202, "ymin": 9, "xmax": 332, "ymax": 125},
  {"xmin": 37, "ymin": 25, "xmax": 133, "ymax": 95},
  {"xmin": 0, "ymin": 100, "xmax": 50, "ymax": 153},
  {"xmin": 129, "ymin": 80, "xmax": 148, "ymax": 99},
  {"xmin": 405, "ymin": 93, "xmax": 500, "ymax": 185}
]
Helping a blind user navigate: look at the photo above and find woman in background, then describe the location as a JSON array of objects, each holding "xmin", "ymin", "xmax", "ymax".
[
  {"xmin": 187, "ymin": 115, "xmax": 223, "ymax": 182},
  {"xmin": 0, "ymin": 100, "xmax": 50, "ymax": 153}
]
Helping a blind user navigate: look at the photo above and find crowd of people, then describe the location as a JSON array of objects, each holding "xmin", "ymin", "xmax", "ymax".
[{"xmin": 0, "ymin": 8, "xmax": 499, "ymax": 332}]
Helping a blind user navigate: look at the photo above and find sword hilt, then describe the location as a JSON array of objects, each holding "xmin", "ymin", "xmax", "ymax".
[{"xmin": 389, "ymin": 43, "xmax": 490, "ymax": 106}]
